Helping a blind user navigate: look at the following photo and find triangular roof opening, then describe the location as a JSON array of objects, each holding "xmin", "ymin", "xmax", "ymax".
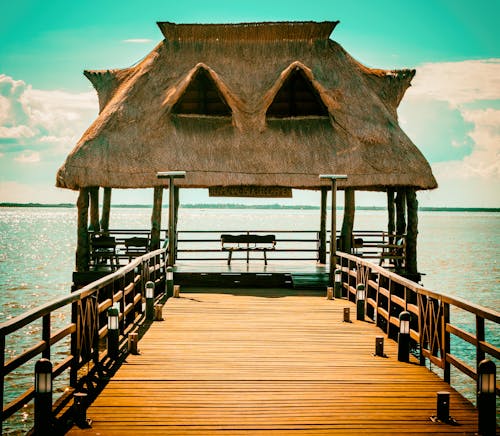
[
  {"xmin": 267, "ymin": 67, "xmax": 328, "ymax": 118},
  {"xmin": 173, "ymin": 68, "xmax": 231, "ymax": 116}
]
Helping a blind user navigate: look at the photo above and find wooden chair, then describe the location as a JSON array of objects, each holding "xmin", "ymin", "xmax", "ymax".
[
  {"xmin": 124, "ymin": 237, "xmax": 150, "ymax": 262},
  {"xmin": 91, "ymin": 234, "xmax": 119, "ymax": 269}
]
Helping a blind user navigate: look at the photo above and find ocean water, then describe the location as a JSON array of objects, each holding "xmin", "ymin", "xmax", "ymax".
[{"xmin": 0, "ymin": 207, "xmax": 499, "ymax": 433}]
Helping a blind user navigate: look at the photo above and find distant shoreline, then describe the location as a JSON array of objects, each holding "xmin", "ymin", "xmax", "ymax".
[{"xmin": 1, "ymin": 202, "xmax": 498, "ymax": 212}]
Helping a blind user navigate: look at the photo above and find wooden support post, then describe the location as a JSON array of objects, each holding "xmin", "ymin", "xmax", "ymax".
[
  {"xmin": 387, "ymin": 188, "xmax": 395, "ymax": 244},
  {"xmin": 89, "ymin": 187, "xmax": 100, "ymax": 232},
  {"xmin": 168, "ymin": 183, "xmax": 175, "ymax": 266},
  {"xmin": 150, "ymin": 187, "xmax": 163, "ymax": 250},
  {"xmin": 76, "ymin": 188, "xmax": 90, "ymax": 272},
  {"xmin": 174, "ymin": 186, "xmax": 180, "ymax": 261},
  {"xmin": 406, "ymin": 188, "xmax": 418, "ymax": 278},
  {"xmin": 318, "ymin": 187, "xmax": 327, "ymax": 264},
  {"xmin": 341, "ymin": 188, "xmax": 355, "ymax": 253},
  {"xmin": 395, "ymin": 189, "xmax": 406, "ymax": 237},
  {"xmin": 101, "ymin": 187, "xmax": 112, "ymax": 232}
]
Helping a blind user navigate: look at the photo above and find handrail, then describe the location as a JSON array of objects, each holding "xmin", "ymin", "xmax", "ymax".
[
  {"xmin": 336, "ymin": 251, "xmax": 499, "ymax": 398},
  {"xmin": 1, "ymin": 248, "xmax": 167, "ymax": 432}
]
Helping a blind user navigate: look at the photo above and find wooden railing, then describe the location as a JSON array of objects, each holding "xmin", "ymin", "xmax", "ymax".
[
  {"xmin": 176, "ymin": 229, "xmax": 402, "ymax": 263},
  {"xmin": 0, "ymin": 249, "xmax": 166, "ymax": 433},
  {"xmin": 337, "ymin": 251, "xmax": 499, "ymax": 396}
]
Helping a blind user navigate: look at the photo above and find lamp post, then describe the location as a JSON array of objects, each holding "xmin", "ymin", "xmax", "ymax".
[
  {"xmin": 107, "ymin": 307, "xmax": 119, "ymax": 359},
  {"xmin": 145, "ymin": 280, "xmax": 155, "ymax": 321},
  {"xmin": 157, "ymin": 171, "xmax": 186, "ymax": 266},
  {"xmin": 34, "ymin": 358, "xmax": 53, "ymax": 434},
  {"xmin": 334, "ymin": 268, "xmax": 342, "ymax": 298},
  {"xmin": 319, "ymin": 174, "xmax": 348, "ymax": 285},
  {"xmin": 478, "ymin": 359, "xmax": 496, "ymax": 436},
  {"xmin": 398, "ymin": 311, "xmax": 411, "ymax": 362},
  {"xmin": 356, "ymin": 284, "xmax": 365, "ymax": 321},
  {"xmin": 166, "ymin": 266, "xmax": 174, "ymax": 298}
]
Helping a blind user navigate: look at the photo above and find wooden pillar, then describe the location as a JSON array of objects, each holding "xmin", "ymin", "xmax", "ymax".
[
  {"xmin": 100, "ymin": 187, "xmax": 112, "ymax": 232},
  {"xmin": 406, "ymin": 188, "xmax": 419, "ymax": 278},
  {"xmin": 329, "ymin": 181, "xmax": 337, "ymax": 283},
  {"xmin": 174, "ymin": 187, "xmax": 180, "ymax": 261},
  {"xmin": 387, "ymin": 188, "xmax": 395, "ymax": 244},
  {"xmin": 318, "ymin": 187, "xmax": 327, "ymax": 264},
  {"xmin": 76, "ymin": 188, "xmax": 90, "ymax": 272},
  {"xmin": 395, "ymin": 189, "xmax": 406, "ymax": 237},
  {"xmin": 89, "ymin": 187, "xmax": 100, "ymax": 232},
  {"xmin": 151, "ymin": 186, "xmax": 163, "ymax": 250},
  {"xmin": 341, "ymin": 188, "xmax": 355, "ymax": 253}
]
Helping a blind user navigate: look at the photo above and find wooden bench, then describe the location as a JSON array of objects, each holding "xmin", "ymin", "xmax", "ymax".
[
  {"xmin": 221, "ymin": 234, "xmax": 276, "ymax": 265},
  {"xmin": 90, "ymin": 234, "xmax": 119, "ymax": 269}
]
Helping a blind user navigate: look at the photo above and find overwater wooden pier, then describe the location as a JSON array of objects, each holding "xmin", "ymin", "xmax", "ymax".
[
  {"xmin": 1, "ymin": 250, "xmax": 498, "ymax": 435},
  {"xmin": 67, "ymin": 289, "xmax": 478, "ymax": 435}
]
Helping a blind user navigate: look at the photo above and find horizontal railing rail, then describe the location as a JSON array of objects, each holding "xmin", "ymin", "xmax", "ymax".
[
  {"xmin": 0, "ymin": 248, "xmax": 167, "ymax": 433},
  {"xmin": 337, "ymin": 251, "xmax": 499, "ymax": 399}
]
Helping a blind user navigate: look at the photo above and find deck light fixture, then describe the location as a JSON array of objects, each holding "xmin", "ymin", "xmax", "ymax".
[
  {"xmin": 343, "ymin": 307, "xmax": 351, "ymax": 323},
  {"xmin": 145, "ymin": 280, "xmax": 155, "ymax": 320},
  {"xmin": 334, "ymin": 269, "xmax": 342, "ymax": 298},
  {"xmin": 35, "ymin": 358, "xmax": 53, "ymax": 433},
  {"xmin": 157, "ymin": 171, "xmax": 186, "ymax": 266},
  {"xmin": 319, "ymin": 174, "xmax": 348, "ymax": 285},
  {"xmin": 107, "ymin": 307, "xmax": 119, "ymax": 359},
  {"xmin": 436, "ymin": 391, "xmax": 450, "ymax": 422},
  {"xmin": 375, "ymin": 336, "xmax": 385, "ymax": 357},
  {"xmin": 356, "ymin": 284, "xmax": 365, "ymax": 321},
  {"xmin": 398, "ymin": 311, "xmax": 411, "ymax": 362},
  {"xmin": 73, "ymin": 392, "xmax": 92, "ymax": 428},
  {"xmin": 167, "ymin": 266, "xmax": 174, "ymax": 297},
  {"xmin": 326, "ymin": 286, "xmax": 334, "ymax": 300},
  {"xmin": 478, "ymin": 359, "xmax": 496, "ymax": 436}
]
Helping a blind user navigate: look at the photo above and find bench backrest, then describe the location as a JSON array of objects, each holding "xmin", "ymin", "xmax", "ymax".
[{"xmin": 221, "ymin": 234, "xmax": 276, "ymax": 244}]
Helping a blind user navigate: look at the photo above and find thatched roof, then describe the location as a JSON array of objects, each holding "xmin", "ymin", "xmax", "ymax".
[{"xmin": 56, "ymin": 21, "xmax": 437, "ymax": 192}]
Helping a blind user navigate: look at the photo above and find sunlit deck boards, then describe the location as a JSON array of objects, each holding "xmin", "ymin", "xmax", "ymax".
[{"xmin": 68, "ymin": 289, "xmax": 478, "ymax": 435}]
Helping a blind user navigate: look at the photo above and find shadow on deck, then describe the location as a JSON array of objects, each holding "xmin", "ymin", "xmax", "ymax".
[{"xmin": 68, "ymin": 288, "xmax": 478, "ymax": 435}]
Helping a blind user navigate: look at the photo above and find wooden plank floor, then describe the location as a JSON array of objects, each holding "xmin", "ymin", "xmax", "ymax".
[{"xmin": 69, "ymin": 289, "xmax": 478, "ymax": 435}]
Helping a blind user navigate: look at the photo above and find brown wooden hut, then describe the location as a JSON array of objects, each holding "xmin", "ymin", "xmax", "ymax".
[{"xmin": 56, "ymin": 21, "xmax": 437, "ymax": 280}]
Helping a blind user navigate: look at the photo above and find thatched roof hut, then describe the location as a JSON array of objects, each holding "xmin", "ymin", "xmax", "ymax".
[{"xmin": 56, "ymin": 21, "xmax": 437, "ymax": 194}]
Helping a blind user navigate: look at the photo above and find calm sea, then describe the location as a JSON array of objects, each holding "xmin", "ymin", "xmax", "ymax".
[{"xmin": 0, "ymin": 207, "xmax": 499, "ymax": 433}]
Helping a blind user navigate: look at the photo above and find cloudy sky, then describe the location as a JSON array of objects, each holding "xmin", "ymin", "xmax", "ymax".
[{"xmin": 0, "ymin": 0, "xmax": 499, "ymax": 207}]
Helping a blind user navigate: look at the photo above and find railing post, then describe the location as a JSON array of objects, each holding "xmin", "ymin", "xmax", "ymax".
[
  {"xmin": 443, "ymin": 302, "xmax": 450, "ymax": 383},
  {"xmin": 70, "ymin": 301, "xmax": 78, "ymax": 387},
  {"xmin": 42, "ymin": 314, "xmax": 51, "ymax": 360},
  {"xmin": 0, "ymin": 334, "xmax": 5, "ymax": 435},
  {"xmin": 476, "ymin": 315, "xmax": 486, "ymax": 370}
]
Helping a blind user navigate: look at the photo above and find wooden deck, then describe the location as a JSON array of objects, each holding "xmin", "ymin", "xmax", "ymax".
[{"xmin": 68, "ymin": 289, "xmax": 478, "ymax": 435}]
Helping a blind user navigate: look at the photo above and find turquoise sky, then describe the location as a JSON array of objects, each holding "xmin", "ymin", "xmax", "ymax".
[{"xmin": 0, "ymin": 0, "xmax": 499, "ymax": 206}]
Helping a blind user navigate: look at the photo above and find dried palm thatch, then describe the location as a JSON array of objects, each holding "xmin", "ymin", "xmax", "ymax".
[{"xmin": 56, "ymin": 21, "xmax": 437, "ymax": 193}]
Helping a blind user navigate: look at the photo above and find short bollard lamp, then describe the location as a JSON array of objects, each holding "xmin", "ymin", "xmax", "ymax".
[
  {"xmin": 397, "ymin": 311, "xmax": 411, "ymax": 362},
  {"xmin": 34, "ymin": 358, "xmax": 53, "ymax": 433},
  {"xmin": 343, "ymin": 307, "xmax": 351, "ymax": 323},
  {"xmin": 107, "ymin": 307, "xmax": 119, "ymax": 359},
  {"xmin": 478, "ymin": 359, "xmax": 496, "ymax": 436},
  {"xmin": 166, "ymin": 266, "xmax": 174, "ymax": 297},
  {"xmin": 73, "ymin": 392, "xmax": 92, "ymax": 428},
  {"xmin": 326, "ymin": 286, "xmax": 333, "ymax": 300},
  {"xmin": 436, "ymin": 391, "xmax": 450, "ymax": 422},
  {"xmin": 145, "ymin": 280, "xmax": 155, "ymax": 321},
  {"xmin": 356, "ymin": 284, "xmax": 365, "ymax": 321},
  {"xmin": 375, "ymin": 336, "xmax": 385, "ymax": 357},
  {"xmin": 334, "ymin": 269, "xmax": 342, "ymax": 298}
]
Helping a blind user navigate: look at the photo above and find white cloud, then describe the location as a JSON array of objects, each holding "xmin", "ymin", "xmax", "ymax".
[
  {"xmin": 123, "ymin": 38, "xmax": 153, "ymax": 43},
  {"xmin": 408, "ymin": 59, "xmax": 500, "ymax": 107},
  {"xmin": 0, "ymin": 181, "xmax": 77, "ymax": 203},
  {"xmin": 0, "ymin": 74, "xmax": 98, "ymax": 160},
  {"xmin": 403, "ymin": 59, "xmax": 500, "ymax": 206},
  {"xmin": 14, "ymin": 151, "xmax": 41, "ymax": 163}
]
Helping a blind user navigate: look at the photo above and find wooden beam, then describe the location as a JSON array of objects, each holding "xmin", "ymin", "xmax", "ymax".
[
  {"xmin": 76, "ymin": 188, "xmax": 90, "ymax": 272},
  {"xmin": 318, "ymin": 187, "xmax": 327, "ymax": 264},
  {"xmin": 89, "ymin": 187, "xmax": 100, "ymax": 232},
  {"xmin": 168, "ymin": 184, "xmax": 175, "ymax": 266},
  {"xmin": 151, "ymin": 187, "xmax": 163, "ymax": 250},
  {"xmin": 340, "ymin": 188, "xmax": 355, "ymax": 253},
  {"xmin": 406, "ymin": 188, "xmax": 418, "ymax": 277},
  {"xmin": 395, "ymin": 189, "xmax": 406, "ymax": 237},
  {"xmin": 387, "ymin": 188, "xmax": 395, "ymax": 244},
  {"xmin": 174, "ymin": 186, "xmax": 180, "ymax": 262},
  {"xmin": 101, "ymin": 187, "xmax": 112, "ymax": 232}
]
